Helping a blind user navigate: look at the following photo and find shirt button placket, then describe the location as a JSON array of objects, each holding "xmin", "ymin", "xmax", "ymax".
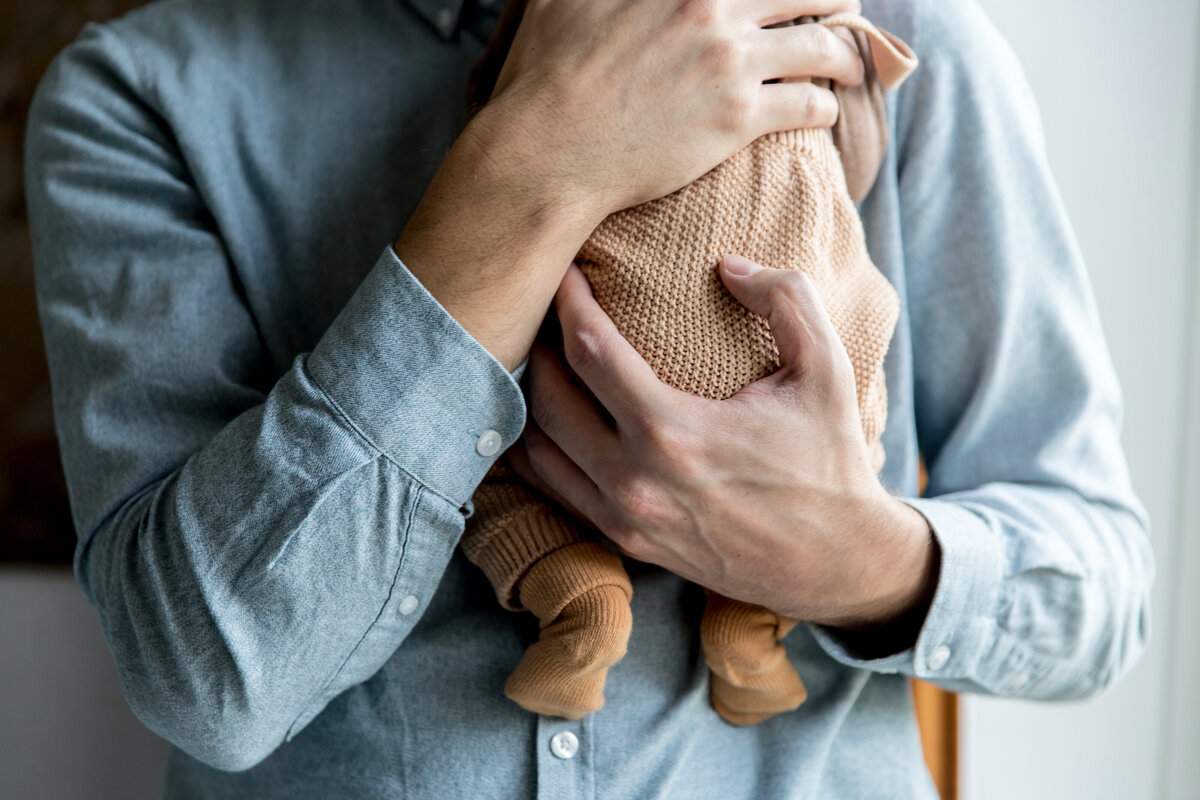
[
  {"xmin": 550, "ymin": 731, "xmax": 578, "ymax": 759},
  {"xmin": 535, "ymin": 715, "xmax": 593, "ymax": 800}
]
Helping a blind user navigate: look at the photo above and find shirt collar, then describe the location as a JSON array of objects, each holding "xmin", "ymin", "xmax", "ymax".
[{"xmin": 404, "ymin": 0, "xmax": 468, "ymax": 40}]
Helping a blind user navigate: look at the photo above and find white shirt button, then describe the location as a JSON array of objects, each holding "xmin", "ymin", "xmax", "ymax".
[
  {"xmin": 476, "ymin": 429, "xmax": 502, "ymax": 457},
  {"xmin": 1010, "ymin": 669, "xmax": 1031, "ymax": 690},
  {"xmin": 436, "ymin": 7, "xmax": 456, "ymax": 32},
  {"xmin": 927, "ymin": 645, "xmax": 951, "ymax": 672},
  {"xmin": 549, "ymin": 731, "xmax": 579, "ymax": 760},
  {"xmin": 397, "ymin": 595, "xmax": 420, "ymax": 616}
]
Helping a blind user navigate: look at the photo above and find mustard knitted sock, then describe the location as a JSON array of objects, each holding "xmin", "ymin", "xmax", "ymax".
[
  {"xmin": 504, "ymin": 542, "xmax": 634, "ymax": 719},
  {"xmin": 701, "ymin": 590, "xmax": 807, "ymax": 726}
]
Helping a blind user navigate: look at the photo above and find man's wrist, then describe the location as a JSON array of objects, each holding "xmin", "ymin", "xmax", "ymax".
[
  {"xmin": 459, "ymin": 96, "xmax": 609, "ymax": 233},
  {"xmin": 821, "ymin": 493, "xmax": 940, "ymax": 654}
]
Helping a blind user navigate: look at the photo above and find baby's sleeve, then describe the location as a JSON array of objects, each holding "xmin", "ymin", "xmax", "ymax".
[
  {"xmin": 831, "ymin": 28, "xmax": 892, "ymax": 203},
  {"xmin": 827, "ymin": 17, "xmax": 918, "ymax": 202}
]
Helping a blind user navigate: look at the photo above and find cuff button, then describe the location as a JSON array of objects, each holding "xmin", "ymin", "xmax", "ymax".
[
  {"xmin": 398, "ymin": 595, "xmax": 420, "ymax": 616},
  {"xmin": 476, "ymin": 429, "xmax": 502, "ymax": 457},
  {"xmin": 927, "ymin": 644, "xmax": 951, "ymax": 672}
]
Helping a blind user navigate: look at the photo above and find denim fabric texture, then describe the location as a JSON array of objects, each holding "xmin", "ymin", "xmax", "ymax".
[{"xmin": 23, "ymin": 0, "xmax": 1154, "ymax": 796}]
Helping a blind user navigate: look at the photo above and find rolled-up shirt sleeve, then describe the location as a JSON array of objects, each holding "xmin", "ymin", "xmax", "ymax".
[
  {"xmin": 809, "ymin": 0, "xmax": 1154, "ymax": 700},
  {"xmin": 25, "ymin": 22, "xmax": 526, "ymax": 772}
]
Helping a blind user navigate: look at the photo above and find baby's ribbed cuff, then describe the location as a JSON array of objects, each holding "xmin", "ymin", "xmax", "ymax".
[
  {"xmin": 462, "ymin": 486, "xmax": 584, "ymax": 611},
  {"xmin": 520, "ymin": 542, "xmax": 633, "ymax": 624},
  {"xmin": 702, "ymin": 590, "xmax": 797, "ymax": 643}
]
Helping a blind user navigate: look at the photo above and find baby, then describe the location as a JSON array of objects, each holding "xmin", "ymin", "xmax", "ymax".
[{"xmin": 460, "ymin": 1, "xmax": 917, "ymax": 725}]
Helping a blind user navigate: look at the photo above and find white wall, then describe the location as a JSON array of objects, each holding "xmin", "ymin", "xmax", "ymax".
[
  {"xmin": 964, "ymin": 2, "xmax": 1199, "ymax": 799},
  {"xmin": 0, "ymin": 568, "xmax": 168, "ymax": 799}
]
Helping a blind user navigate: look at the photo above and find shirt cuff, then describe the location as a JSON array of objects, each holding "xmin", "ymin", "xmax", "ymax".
[
  {"xmin": 809, "ymin": 496, "xmax": 1006, "ymax": 682},
  {"xmin": 305, "ymin": 245, "xmax": 528, "ymax": 509}
]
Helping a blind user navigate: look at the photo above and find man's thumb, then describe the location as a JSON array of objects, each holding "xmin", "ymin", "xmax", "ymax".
[{"xmin": 718, "ymin": 254, "xmax": 835, "ymax": 382}]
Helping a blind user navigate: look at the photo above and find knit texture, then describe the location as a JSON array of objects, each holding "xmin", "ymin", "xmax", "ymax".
[
  {"xmin": 460, "ymin": 9, "xmax": 917, "ymax": 722},
  {"xmin": 579, "ymin": 125, "xmax": 896, "ymax": 426},
  {"xmin": 701, "ymin": 589, "xmax": 808, "ymax": 726},
  {"xmin": 460, "ymin": 458, "xmax": 582, "ymax": 609},
  {"xmin": 503, "ymin": 542, "xmax": 634, "ymax": 719}
]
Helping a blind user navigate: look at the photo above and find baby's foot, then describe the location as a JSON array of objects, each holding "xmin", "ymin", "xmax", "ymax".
[
  {"xmin": 701, "ymin": 592, "xmax": 807, "ymax": 726},
  {"xmin": 505, "ymin": 582, "xmax": 633, "ymax": 718},
  {"xmin": 504, "ymin": 542, "xmax": 634, "ymax": 719}
]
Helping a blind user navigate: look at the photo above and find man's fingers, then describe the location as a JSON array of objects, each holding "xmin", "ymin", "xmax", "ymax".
[
  {"xmin": 553, "ymin": 263, "xmax": 673, "ymax": 428},
  {"xmin": 755, "ymin": 0, "xmax": 862, "ymax": 28},
  {"xmin": 716, "ymin": 254, "xmax": 846, "ymax": 388},
  {"xmin": 757, "ymin": 80, "xmax": 839, "ymax": 133},
  {"xmin": 507, "ymin": 425, "xmax": 604, "ymax": 531},
  {"xmin": 527, "ymin": 341, "xmax": 622, "ymax": 480},
  {"xmin": 756, "ymin": 22, "xmax": 864, "ymax": 87}
]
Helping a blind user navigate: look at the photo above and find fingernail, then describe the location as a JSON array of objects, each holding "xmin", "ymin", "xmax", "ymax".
[{"xmin": 722, "ymin": 254, "xmax": 763, "ymax": 276}]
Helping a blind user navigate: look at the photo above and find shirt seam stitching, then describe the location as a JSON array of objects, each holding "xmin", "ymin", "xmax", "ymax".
[
  {"xmin": 285, "ymin": 482, "xmax": 425, "ymax": 739},
  {"xmin": 301, "ymin": 354, "xmax": 464, "ymax": 509}
]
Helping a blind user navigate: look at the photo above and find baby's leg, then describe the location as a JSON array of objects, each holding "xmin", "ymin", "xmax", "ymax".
[
  {"xmin": 700, "ymin": 589, "xmax": 807, "ymax": 726},
  {"xmin": 505, "ymin": 541, "xmax": 633, "ymax": 719},
  {"xmin": 463, "ymin": 460, "xmax": 633, "ymax": 717}
]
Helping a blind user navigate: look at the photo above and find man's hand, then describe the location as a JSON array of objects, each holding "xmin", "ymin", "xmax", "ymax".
[
  {"xmin": 507, "ymin": 256, "xmax": 939, "ymax": 633},
  {"xmin": 479, "ymin": 0, "xmax": 866, "ymax": 219},
  {"xmin": 395, "ymin": 0, "xmax": 867, "ymax": 370}
]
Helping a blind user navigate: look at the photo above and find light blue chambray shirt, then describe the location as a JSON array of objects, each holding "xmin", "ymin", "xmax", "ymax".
[{"xmin": 24, "ymin": 0, "xmax": 1154, "ymax": 796}]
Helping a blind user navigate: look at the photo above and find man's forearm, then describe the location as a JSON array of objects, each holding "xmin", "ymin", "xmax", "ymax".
[{"xmin": 393, "ymin": 105, "xmax": 602, "ymax": 371}]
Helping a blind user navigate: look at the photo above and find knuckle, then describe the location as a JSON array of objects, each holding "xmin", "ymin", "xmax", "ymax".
[
  {"xmin": 701, "ymin": 36, "xmax": 747, "ymax": 82},
  {"xmin": 789, "ymin": 82, "xmax": 817, "ymax": 119},
  {"xmin": 610, "ymin": 475, "xmax": 664, "ymax": 522},
  {"xmin": 804, "ymin": 86, "xmax": 822, "ymax": 120},
  {"xmin": 609, "ymin": 526, "xmax": 651, "ymax": 560},
  {"xmin": 821, "ymin": 90, "xmax": 841, "ymax": 126},
  {"xmin": 715, "ymin": 90, "xmax": 755, "ymax": 132},
  {"xmin": 562, "ymin": 324, "xmax": 605, "ymax": 373},
  {"xmin": 522, "ymin": 429, "xmax": 555, "ymax": 473},
  {"xmin": 642, "ymin": 423, "xmax": 700, "ymax": 476},
  {"xmin": 529, "ymin": 390, "xmax": 557, "ymax": 432},
  {"xmin": 844, "ymin": 44, "xmax": 866, "ymax": 84},
  {"xmin": 679, "ymin": 0, "xmax": 722, "ymax": 29},
  {"xmin": 767, "ymin": 279, "xmax": 807, "ymax": 312},
  {"xmin": 792, "ymin": 270, "xmax": 818, "ymax": 298},
  {"xmin": 801, "ymin": 85, "xmax": 832, "ymax": 123},
  {"xmin": 804, "ymin": 24, "xmax": 836, "ymax": 60},
  {"xmin": 624, "ymin": 408, "xmax": 657, "ymax": 444}
]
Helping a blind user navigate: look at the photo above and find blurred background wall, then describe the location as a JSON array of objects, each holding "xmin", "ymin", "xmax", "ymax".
[
  {"xmin": 1, "ymin": 2, "xmax": 171, "ymax": 799},
  {"xmin": 1, "ymin": 0, "xmax": 1197, "ymax": 798},
  {"xmin": 966, "ymin": 1, "xmax": 1200, "ymax": 799}
]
